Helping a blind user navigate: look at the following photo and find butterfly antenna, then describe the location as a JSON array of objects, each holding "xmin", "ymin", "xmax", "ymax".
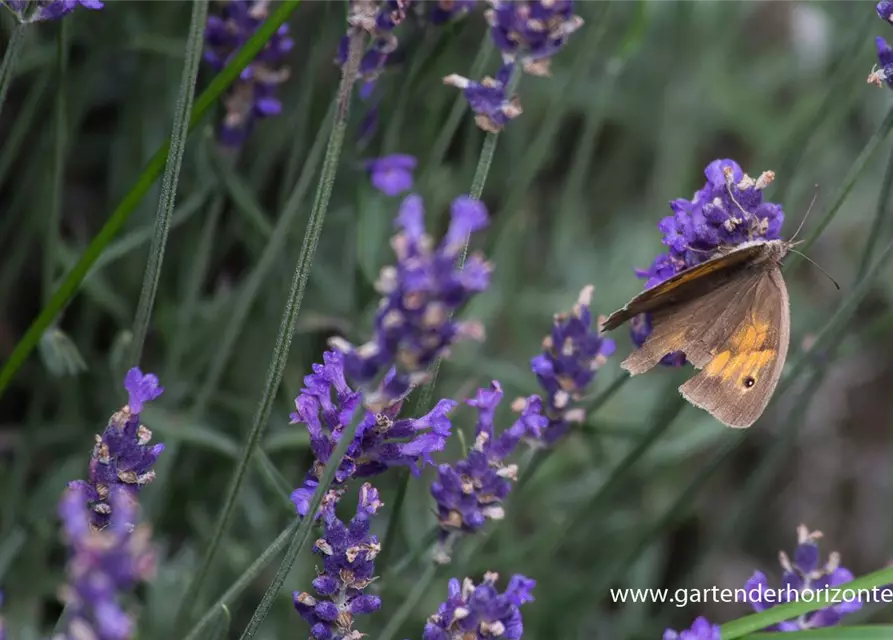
[
  {"xmin": 789, "ymin": 184, "xmax": 819, "ymax": 243},
  {"xmin": 789, "ymin": 249, "xmax": 840, "ymax": 290}
]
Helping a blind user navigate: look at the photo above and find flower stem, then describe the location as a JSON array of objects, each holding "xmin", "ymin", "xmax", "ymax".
[
  {"xmin": 129, "ymin": 0, "xmax": 208, "ymax": 367},
  {"xmin": 43, "ymin": 20, "xmax": 67, "ymax": 306},
  {"xmin": 0, "ymin": 24, "xmax": 27, "ymax": 122},
  {"xmin": 788, "ymin": 103, "xmax": 893, "ymax": 268},
  {"xmin": 237, "ymin": 405, "xmax": 364, "ymax": 639},
  {"xmin": 377, "ymin": 560, "xmax": 440, "ymax": 640},
  {"xmin": 182, "ymin": 519, "xmax": 301, "ymax": 640},
  {"xmin": 174, "ymin": 29, "xmax": 365, "ymax": 627},
  {"xmin": 0, "ymin": 0, "xmax": 303, "ymax": 398}
]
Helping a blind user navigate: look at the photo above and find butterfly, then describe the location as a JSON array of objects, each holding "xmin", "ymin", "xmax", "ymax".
[{"xmin": 600, "ymin": 238, "xmax": 793, "ymax": 428}]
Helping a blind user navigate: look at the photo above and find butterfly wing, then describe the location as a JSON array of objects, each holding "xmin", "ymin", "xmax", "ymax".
[
  {"xmin": 678, "ymin": 268, "xmax": 790, "ymax": 428},
  {"xmin": 600, "ymin": 244, "xmax": 765, "ymax": 332}
]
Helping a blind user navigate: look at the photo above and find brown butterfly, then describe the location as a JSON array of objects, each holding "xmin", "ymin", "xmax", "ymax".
[{"xmin": 600, "ymin": 238, "xmax": 793, "ymax": 428}]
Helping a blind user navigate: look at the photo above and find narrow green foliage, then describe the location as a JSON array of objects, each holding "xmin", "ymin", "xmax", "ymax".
[{"xmin": 0, "ymin": 24, "xmax": 27, "ymax": 120}]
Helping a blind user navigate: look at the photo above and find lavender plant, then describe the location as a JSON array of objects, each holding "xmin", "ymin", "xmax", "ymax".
[
  {"xmin": 744, "ymin": 525, "xmax": 861, "ymax": 631},
  {"xmin": 367, "ymin": 154, "xmax": 418, "ymax": 196},
  {"xmin": 663, "ymin": 616, "xmax": 721, "ymax": 640},
  {"xmin": 2, "ymin": 0, "xmax": 102, "ymax": 22}
]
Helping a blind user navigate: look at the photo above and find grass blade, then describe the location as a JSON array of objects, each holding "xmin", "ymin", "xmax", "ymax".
[
  {"xmin": 129, "ymin": 0, "xmax": 209, "ymax": 367},
  {"xmin": 0, "ymin": 24, "xmax": 27, "ymax": 120}
]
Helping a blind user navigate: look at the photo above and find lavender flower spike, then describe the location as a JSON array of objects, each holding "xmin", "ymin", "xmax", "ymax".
[
  {"xmin": 444, "ymin": 63, "xmax": 523, "ymax": 133},
  {"xmin": 4, "ymin": 0, "xmax": 102, "ymax": 23},
  {"xmin": 337, "ymin": 0, "xmax": 410, "ymax": 88},
  {"xmin": 532, "ymin": 285, "xmax": 615, "ymax": 444},
  {"xmin": 294, "ymin": 484, "xmax": 383, "ymax": 640},
  {"xmin": 68, "ymin": 367, "xmax": 164, "ymax": 530},
  {"xmin": 431, "ymin": 382, "xmax": 546, "ymax": 557},
  {"xmin": 57, "ymin": 485, "xmax": 156, "ymax": 640},
  {"xmin": 633, "ymin": 159, "xmax": 784, "ymax": 367},
  {"xmin": 663, "ymin": 616, "xmax": 721, "ymax": 640},
  {"xmin": 869, "ymin": 36, "xmax": 893, "ymax": 88},
  {"xmin": 744, "ymin": 524, "xmax": 861, "ymax": 631},
  {"xmin": 330, "ymin": 194, "xmax": 492, "ymax": 409},
  {"xmin": 204, "ymin": 0, "xmax": 294, "ymax": 146},
  {"xmin": 486, "ymin": 0, "xmax": 583, "ymax": 76},
  {"xmin": 423, "ymin": 572, "xmax": 535, "ymax": 640},
  {"xmin": 290, "ymin": 350, "xmax": 457, "ymax": 518}
]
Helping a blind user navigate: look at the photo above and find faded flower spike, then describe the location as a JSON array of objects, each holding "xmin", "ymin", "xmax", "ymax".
[
  {"xmin": 663, "ymin": 616, "xmax": 720, "ymax": 640},
  {"xmin": 290, "ymin": 350, "xmax": 456, "ymax": 518},
  {"xmin": 431, "ymin": 383, "xmax": 545, "ymax": 552},
  {"xmin": 633, "ymin": 159, "xmax": 784, "ymax": 366},
  {"xmin": 330, "ymin": 194, "xmax": 491, "ymax": 409},
  {"xmin": 204, "ymin": 0, "xmax": 294, "ymax": 146},
  {"xmin": 367, "ymin": 154, "xmax": 417, "ymax": 196},
  {"xmin": 68, "ymin": 367, "xmax": 164, "ymax": 530},
  {"xmin": 531, "ymin": 285, "xmax": 615, "ymax": 444},
  {"xmin": 294, "ymin": 484, "xmax": 383, "ymax": 640},
  {"xmin": 485, "ymin": 0, "xmax": 583, "ymax": 76},
  {"xmin": 444, "ymin": 63, "xmax": 522, "ymax": 133},
  {"xmin": 337, "ymin": 0, "xmax": 410, "ymax": 87},
  {"xmin": 430, "ymin": 0, "xmax": 476, "ymax": 24},
  {"xmin": 57, "ymin": 485, "xmax": 156, "ymax": 640},
  {"xmin": 423, "ymin": 572, "xmax": 535, "ymax": 640},
  {"xmin": 744, "ymin": 524, "xmax": 861, "ymax": 631}
]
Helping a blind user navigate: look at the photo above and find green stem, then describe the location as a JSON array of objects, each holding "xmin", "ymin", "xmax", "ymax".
[
  {"xmin": 175, "ymin": 28, "xmax": 365, "ymax": 626},
  {"xmin": 182, "ymin": 519, "xmax": 301, "ymax": 640},
  {"xmin": 744, "ymin": 629, "xmax": 893, "ymax": 639},
  {"xmin": 129, "ymin": 0, "xmax": 208, "ymax": 367},
  {"xmin": 44, "ymin": 20, "xmax": 67, "ymax": 306},
  {"xmin": 377, "ymin": 560, "xmax": 440, "ymax": 640},
  {"xmin": 0, "ymin": 24, "xmax": 27, "ymax": 121},
  {"xmin": 856, "ymin": 141, "xmax": 893, "ymax": 281},
  {"xmin": 237, "ymin": 406, "xmax": 364, "ymax": 638},
  {"xmin": 789, "ymin": 104, "xmax": 893, "ymax": 267},
  {"xmin": 0, "ymin": 0, "xmax": 304, "ymax": 398}
]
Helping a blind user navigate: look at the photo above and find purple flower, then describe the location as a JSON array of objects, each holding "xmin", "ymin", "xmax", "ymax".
[
  {"xmin": 204, "ymin": 1, "xmax": 294, "ymax": 146},
  {"xmin": 68, "ymin": 368, "xmax": 164, "ymax": 530},
  {"xmin": 485, "ymin": 0, "xmax": 583, "ymax": 76},
  {"xmin": 430, "ymin": 0, "xmax": 476, "ymax": 24},
  {"xmin": 869, "ymin": 36, "xmax": 893, "ymax": 88},
  {"xmin": 330, "ymin": 194, "xmax": 491, "ymax": 409},
  {"xmin": 4, "ymin": 0, "xmax": 102, "ymax": 22},
  {"xmin": 531, "ymin": 286, "xmax": 615, "ymax": 444},
  {"xmin": 663, "ymin": 617, "xmax": 721, "ymax": 640},
  {"xmin": 443, "ymin": 63, "xmax": 523, "ymax": 133},
  {"xmin": 367, "ymin": 154, "xmax": 417, "ymax": 196},
  {"xmin": 337, "ymin": 1, "xmax": 410, "ymax": 86},
  {"xmin": 289, "ymin": 350, "xmax": 457, "ymax": 518},
  {"xmin": 431, "ymin": 383, "xmax": 545, "ymax": 553},
  {"xmin": 633, "ymin": 159, "xmax": 784, "ymax": 366},
  {"xmin": 423, "ymin": 572, "xmax": 534, "ymax": 640},
  {"xmin": 744, "ymin": 525, "xmax": 861, "ymax": 631},
  {"xmin": 58, "ymin": 485, "xmax": 155, "ymax": 640},
  {"xmin": 878, "ymin": 0, "xmax": 893, "ymax": 22},
  {"xmin": 294, "ymin": 484, "xmax": 383, "ymax": 640}
]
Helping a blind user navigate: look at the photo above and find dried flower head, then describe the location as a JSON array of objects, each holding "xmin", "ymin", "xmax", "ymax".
[
  {"xmin": 663, "ymin": 616, "xmax": 721, "ymax": 640},
  {"xmin": 366, "ymin": 154, "xmax": 418, "ymax": 196},
  {"xmin": 633, "ymin": 159, "xmax": 784, "ymax": 366},
  {"xmin": 68, "ymin": 368, "xmax": 164, "ymax": 531},
  {"xmin": 531, "ymin": 285, "xmax": 615, "ymax": 444},
  {"xmin": 431, "ymin": 383, "xmax": 545, "ymax": 552},
  {"xmin": 443, "ymin": 63, "xmax": 522, "ymax": 133},
  {"xmin": 294, "ymin": 484, "xmax": 383, "ymax": 640},
  {"xmin": 330, "ymin": 194, "xmax": 491, "ymax": 409},
  {"xmin": 204, "ymin": 0, "xmax": 294, "ymax": 146},
  {"xmin": 744, "ymin": 524, "xmax": 861, "ymax": 630},
  {"xmin": 4, "ymin": 0, "xmax": 102, "ymax": 23},
  {"xmin": 423, "ymin": 572, "xmax": 535, "ymax": 640},
  {"xmin": 485, "ymin": 0, "xmax": 583, "ymax": 76},
  {"xmin": 289, "ymin": 350, "xmax": 456, "ymax": 518},
  {"xmin": 56, "ymin": 485, "xmax": 155, "ymax": 640}
]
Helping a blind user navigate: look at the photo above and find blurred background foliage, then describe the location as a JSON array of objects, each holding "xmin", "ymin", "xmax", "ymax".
[{"xmin": 1, "ymin": 1, "xmax": 893, "ymax": 638}]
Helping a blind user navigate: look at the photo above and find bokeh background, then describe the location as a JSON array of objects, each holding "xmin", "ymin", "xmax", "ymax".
[{"xmin": 1, "ymin": 1, "xmax": 893, "ymax": 638}]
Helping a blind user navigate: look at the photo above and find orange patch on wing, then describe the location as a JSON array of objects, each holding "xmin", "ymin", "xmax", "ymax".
[
  {"xmin": 704, "ymin": 348, "xmax": 776, "ymax": 384},
  {"xmin": 728, "ymin": 320, "xmax": 772, "ymax": 352}
]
